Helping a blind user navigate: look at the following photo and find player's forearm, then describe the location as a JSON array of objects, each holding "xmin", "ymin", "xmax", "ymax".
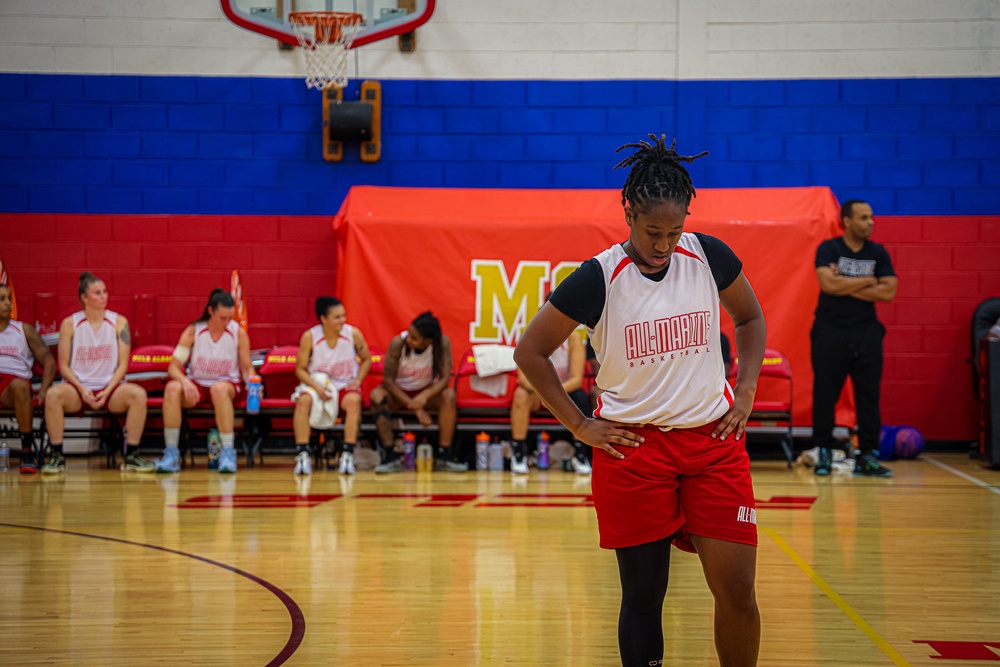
[{"xmin": 40, "ymin": 357, "xmax": 56, "ymax": 392}]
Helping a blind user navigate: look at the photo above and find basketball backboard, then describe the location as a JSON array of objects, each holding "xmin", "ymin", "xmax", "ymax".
[{"xmin": 220, "ymin": 0, "xmax": 434, "ymax": 49}]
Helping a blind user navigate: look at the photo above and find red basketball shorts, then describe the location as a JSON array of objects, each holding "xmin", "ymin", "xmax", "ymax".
[
  {"xmin": 591, "ymin": 421, "xmax": 757, "ymax": 552},
  {"xmin": 192, "ymin": 381, "xmax": 244, "ymax": 407},
  {"xmin": 0, "ymin": 373, "xmax": 28, "ymax": 400}
]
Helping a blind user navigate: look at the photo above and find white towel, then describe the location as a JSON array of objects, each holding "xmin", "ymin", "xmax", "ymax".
[
  {"xmin": 291, "ymin": 372, "xmax": 339, "ymax": 429},
  {"xmin": 471, "ymin": 344, "xmax": 517, "ymax": 377}
]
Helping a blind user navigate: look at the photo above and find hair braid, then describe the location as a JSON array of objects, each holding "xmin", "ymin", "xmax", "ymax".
[{"xmin": 614, "ymin": 134, "xmax": 708, "ymax": 213}]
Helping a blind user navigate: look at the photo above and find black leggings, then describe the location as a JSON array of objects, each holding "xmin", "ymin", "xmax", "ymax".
[{"xmin": 615, "ymin": 537, "xmax": 672, "ymax": 667}]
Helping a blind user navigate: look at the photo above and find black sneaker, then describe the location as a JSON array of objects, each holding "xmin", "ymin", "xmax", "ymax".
[
  {"xmin": 19, "ymin": 451, "xmax": 38, "ymax": 475},
  {"xmin": 814, "ymin": 447, "xmax": 832, "ymax": 476},
  {"xmin": 853, "ymin": 454, "xmax": 893, "ymax": 478}
]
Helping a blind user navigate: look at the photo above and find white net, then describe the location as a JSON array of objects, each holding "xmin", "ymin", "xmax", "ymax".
[{"xmin": 289, "ymin": 12, "xmax": 364, "ymax": 90}]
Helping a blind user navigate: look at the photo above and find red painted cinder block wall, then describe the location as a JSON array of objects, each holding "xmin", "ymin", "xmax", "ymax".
[
  {"xmin": 872, "ymin": 215, "xmax": 999, "ymax": 442},
  {"xmin": 1, "ymin": 213, "xmax": 337, "ymax": 352},
  {"xmin": 2, "ymin": 213, "xmax": 998, "ymax": 442}
]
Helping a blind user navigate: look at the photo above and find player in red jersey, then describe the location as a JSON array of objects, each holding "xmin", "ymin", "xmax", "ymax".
[{"xmin": 515, "ymin": 135, "xmax": 766, "ymax": 667}]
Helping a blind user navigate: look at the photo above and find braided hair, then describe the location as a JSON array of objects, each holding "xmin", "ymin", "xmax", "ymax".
[
  {"xmin": 408, "ymin": 311, "xmax": 444, "ymax": 379},
  {"xmin": 614, "ymin": 134, "xmax": 708, "ymax": 213}
]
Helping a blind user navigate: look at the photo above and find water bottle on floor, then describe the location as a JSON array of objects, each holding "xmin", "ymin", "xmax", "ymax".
[
  {"xmin": 0, "ymin": 436, "xmax": 9, "ymax": 472},
  {"xmin": 488, "ymin": 438, "xmax": 504, "ymax": 471},
  {"xmin": 402, "ymin": 431, "xmax": 416, "ymax": 470},
  {"xmin": 416, "ymin": 440, "xmax": 433, "ymax": 473},
  {"xmin": 475, "ymin": 432, "xmax": 489, "ymax": 471},
  {"xmin": 537, "ymin": 431, "xmax": 550, "ymax": 470},
  {"xmin": 207, "ymin": 428, "xmax": 221, "ymax": 470}
]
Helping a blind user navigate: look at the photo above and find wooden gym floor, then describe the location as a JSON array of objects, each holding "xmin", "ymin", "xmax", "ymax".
[{"xmin": 1, "ymin": 451, "xmax": 998, "ymax": 666}]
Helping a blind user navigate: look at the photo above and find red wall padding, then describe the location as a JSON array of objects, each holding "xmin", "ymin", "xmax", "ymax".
[{"xmin": 2, "ymin": 212, "xmax": 998, "ymax": 442}]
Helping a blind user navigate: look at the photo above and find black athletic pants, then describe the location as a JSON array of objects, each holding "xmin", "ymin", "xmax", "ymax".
[{"xmin": 810, "ymin": 319, "xmax": 885, "ymax": 455}]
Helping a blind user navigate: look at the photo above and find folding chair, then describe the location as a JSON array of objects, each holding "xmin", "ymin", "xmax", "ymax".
[{"xmin": 731, "ymin": 348, "xmax": 795, "ymax": 468}]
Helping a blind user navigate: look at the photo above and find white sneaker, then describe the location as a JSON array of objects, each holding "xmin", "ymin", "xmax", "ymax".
[
  {"xmin": 338, "ymin": 451, "xmax": 355, "ymax": 475},
  {"xmin": 570, "ymin": 456, "xmax": 592, "ymax": 475},
  {"xmin": 294, "ymin": 451, "xmax": 312, "ymax": 476},
  {"xmin": 511, "ymin": 454, "xmax": 529, "ymax": 475},
  {"xmin": 217, "ymin": 446, "xmax": 237, "ymax": 474},
  {"xmin": 155, "ymin": 446, "xmax": 181, "ymax": 473}
]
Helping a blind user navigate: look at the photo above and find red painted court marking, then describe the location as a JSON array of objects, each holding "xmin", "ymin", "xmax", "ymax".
[
  {"xmin": 175, "ymin": 494, "xmax": 340, "ymax": 509},
  {"xmin": 913, "ymin": 640, "xmax": 1000, "ymax": 660},
  {"xmin": 478, "ymin": 493, "xmax": 594, "ymax": 507},
  {"xmin": 755, "ymin": 496, "xmax": 817, "ymax": 510},
  {"xmin": 355, "ymin": 493, "xmax": 481, "ymax": 507}
]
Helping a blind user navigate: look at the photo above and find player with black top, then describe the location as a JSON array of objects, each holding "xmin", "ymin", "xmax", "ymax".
[
  {"xmin": 811, "ymin": 199, "xmax": 897, "ymax": 477},
  {"xmin": 515, "ymin": 134, "xmax": 766, "ymax": 667}
]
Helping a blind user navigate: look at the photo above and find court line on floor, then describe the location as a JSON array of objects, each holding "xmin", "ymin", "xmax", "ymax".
[
  {"xmin": 0, "ymin": 522, "xmax": 304, "ymax": 667},
  {"xmin": 763, "ymin": 528, "xmax": 913, "ymax": 667},
  {"xmin": 922, "ymin": 456, "xmax": 1000, "ymax": 496}
]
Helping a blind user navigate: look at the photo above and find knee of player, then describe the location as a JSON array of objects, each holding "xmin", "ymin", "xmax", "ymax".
[
  {"xmin": 8, "ymin": 378, "xmax": 32, "ymax": 400},
  {"xmin": 439, "ymin": 386, "xmax": 456, "ymax": 406}
]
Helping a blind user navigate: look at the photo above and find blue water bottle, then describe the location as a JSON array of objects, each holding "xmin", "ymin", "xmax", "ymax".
[
  {"xmin": 537, "ymin": 431, "xmax": 550, "ymax": 470},
  {"xmin": 246, "ymin": 374, "xmax": 262, "ymax": 415}
]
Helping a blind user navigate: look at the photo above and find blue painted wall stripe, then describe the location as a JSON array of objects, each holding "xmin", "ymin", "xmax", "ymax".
[{"xmin": 0, "ymin": 73, "xmax": 996, "ymax": 216}]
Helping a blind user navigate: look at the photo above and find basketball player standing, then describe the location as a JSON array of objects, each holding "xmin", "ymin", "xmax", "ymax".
[{"xmin": 515, "ymin": 135, "xmax": 766, "ymax": 667}]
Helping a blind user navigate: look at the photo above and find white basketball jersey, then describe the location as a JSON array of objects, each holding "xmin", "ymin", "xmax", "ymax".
[
  {"xmin": 549, "ymin": 341, "xmax": 570, "ymax": 383},
  {"xmin": 71, "ymin": 310, "xmax": 119, "ymax": 390},
  {"xmin": 395, "ymin": 330, "xmax": 435, "ymax": 391},
  {"xmin": 589, "ymin": 234, "xmax": 732, "ymax": 428},
  {"xmin": 188, "ymin": 320, "xmax": 241, "ymax": 387},
  {"xmin": 0, "ymin": 320, "xmax": 34, "ymax": 379},
  {"xmin": 307, "ymin": 324, "xmax": 359, "ymax": 391}
]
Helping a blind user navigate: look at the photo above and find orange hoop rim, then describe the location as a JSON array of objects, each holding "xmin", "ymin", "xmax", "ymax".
[{"xmin": 288, "ymin": 11, "xmax": 364, "ymax": 30}]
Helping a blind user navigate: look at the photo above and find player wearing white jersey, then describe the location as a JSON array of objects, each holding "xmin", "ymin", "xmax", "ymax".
[
  {"xmin": 370, "ymin": 311, "xmax": 466, "ymax": 474},
  {"xmin": 514, "ymin": 135, "xmax": 766, "ymax": 667},
  {"xmin": 42, "ymin": 272, "xmax": 153, "ymax": 474},
  {"xmin": 292, "ymin": 296, "xmax": 372, "ymax": 476},
  {"xmin": 509, "ymin": 316, "xmax": 592, "ymax": 476},
  {"xmin": 0, "ymin": 283, "xmax": 56, "ymax": 474},
  {"xmin": 156, "ymin": 288, "xmax": 252, "ymax": 474}
]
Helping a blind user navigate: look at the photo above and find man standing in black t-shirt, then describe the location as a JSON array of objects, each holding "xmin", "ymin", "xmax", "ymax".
[{"xmin": 812, "ymin": 199, "xmax": 898, "ymax": 477}]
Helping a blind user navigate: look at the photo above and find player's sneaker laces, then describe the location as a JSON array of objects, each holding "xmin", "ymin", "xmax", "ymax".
[
  {"xmin": 510, "ymin": 452, "xmax": 529, "ymax": 475},
  {"xmin": 217, "ymin": 446, "xmax": 237, "ymax": 474},
  {"xmin": 338, "ymin": 451, "xmax": 355, "ymax": 475},
  {"xmin": 570, "ymin": 455, "xmax": 592, "ymax": 475},
  {"xmin": 375, "ymin": 458, "xmax": 404, "ymax": 474},
  {"xmin": 41, "ymin": 452, "xmax": 66, "ymax": 474},
  {"xmin": 853, "ymin": 454, "xmax": 893, "ymax": 478},
  {"xmin": 155, "ymin": 447, "xmax": 181, "ymax": 473},
  {"xmin": 434, "ymin": 458, "xmax": 469, "ymax": 472},
  {"xmin": 814, "ymin": 447, "xmax": 832, "ymax": 476},
  {"xmin": 293, "ymin": 451, "xmax": 312, "ymax": 476},
  {"xmin": 122, "ymin": 453, "xmax": 156, "ymax": 472}
]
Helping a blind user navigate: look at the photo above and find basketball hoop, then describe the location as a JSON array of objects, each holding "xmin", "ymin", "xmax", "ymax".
[{"xmin": 288, "ymin": 11, "xmax": 364, "ymax": 90}]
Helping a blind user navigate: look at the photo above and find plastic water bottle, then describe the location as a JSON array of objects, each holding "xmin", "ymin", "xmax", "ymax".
[
  {"xmin": 402, "ymin": 431, "xmax": 416, "ymax": 470},
  {"xmin": 0, "ymin": 436, "xmax": 9, "ymax": 472},
  {"xmin": 207, "ymin": 428, "xmax": 221, "ymax": 470},
  {"xmin": 475, "ymin": 432, "xmax": 489, "ymax": 471},
  {"xmin": 416, "ymin": 440, "xmax": 433, "ymax": 473},
  {"xmin": 246, "ymin": 374, "xmax": 262, "ymax": 415},
  {"xmin": 537, "ymin": 431, "xmax": 550, "ymax": 470},
  {"xmin": 488, "ymin": 438, "xmax": 504, "ymax": 471}
]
